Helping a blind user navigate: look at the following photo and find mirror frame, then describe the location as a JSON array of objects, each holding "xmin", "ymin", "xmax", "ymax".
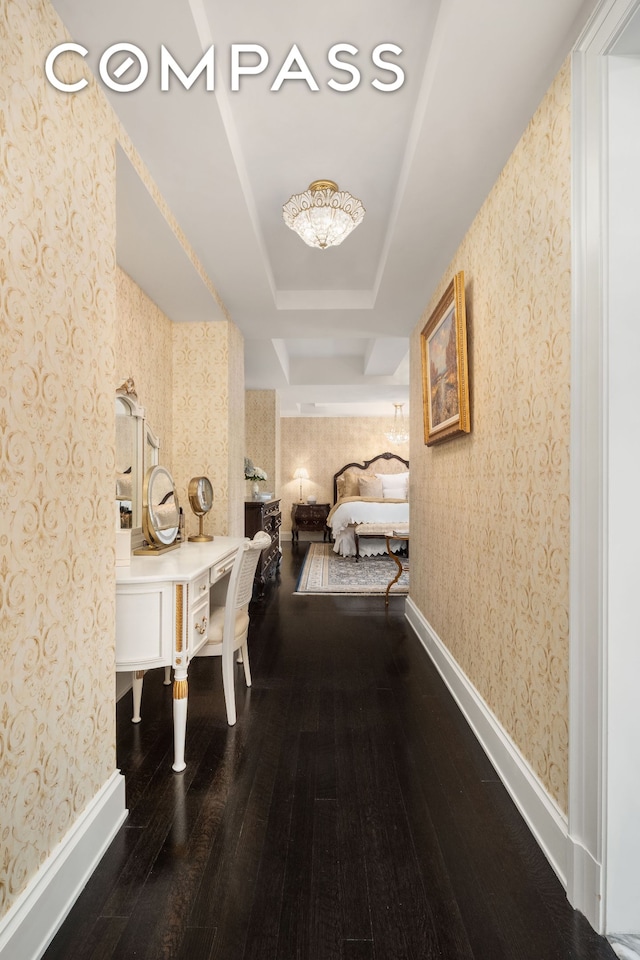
[
  {"xmin": 187, "ymin": 476, "xmax": 214, "ymax": 542},
  {"xmin": 136, "ymin": 465, "xmax": 180, "ymax": 554},
  {"xmin": 115, "ymin": 391, "xmax": 145, "ymax": 534},
  {"xmin": 116, "ymin": 385, "xmax": 163, "ymax": 554}
]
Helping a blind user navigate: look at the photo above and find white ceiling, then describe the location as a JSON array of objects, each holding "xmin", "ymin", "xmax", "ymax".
[{"xmin": 51, "ymin": 0, "xmax": 598, "ymax": 416}]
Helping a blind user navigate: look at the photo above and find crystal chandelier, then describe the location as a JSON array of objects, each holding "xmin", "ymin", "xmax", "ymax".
[
  {"xmin": 282, "ymin": 180, "xmax": 365, "ymax": 249},
  {"xmin": 385, "ymin": 403, "xmax": 409, "ymax": 445}
]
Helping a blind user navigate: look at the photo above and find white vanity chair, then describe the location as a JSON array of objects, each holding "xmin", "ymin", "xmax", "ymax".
[{"xmin": 197, "ymin": 530, "xmax": 271, "ymax": 725}]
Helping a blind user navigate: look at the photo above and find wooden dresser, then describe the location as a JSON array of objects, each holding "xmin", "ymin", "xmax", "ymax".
[{"xmin": 244, "ymin": 498, "xmax": 281, "ymax": 593}]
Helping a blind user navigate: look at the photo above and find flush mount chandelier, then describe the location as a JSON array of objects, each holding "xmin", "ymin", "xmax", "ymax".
[{"xmin": 282, "ymin": 180, "xmax": 365, "ymax": 250}]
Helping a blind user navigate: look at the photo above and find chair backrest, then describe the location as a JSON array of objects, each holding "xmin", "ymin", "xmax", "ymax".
[{"xmin": 227, "ymin": 531, "xmax": 272, "ymax": 611}]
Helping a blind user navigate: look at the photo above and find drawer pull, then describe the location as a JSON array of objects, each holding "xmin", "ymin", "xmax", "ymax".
[
  {"xmin": 200, "ymin": 582, "xmax": 208, "ymax": 592},
  {"xmin": 195, "ymin": 616, "xmax": 208, "ymax": 636}
]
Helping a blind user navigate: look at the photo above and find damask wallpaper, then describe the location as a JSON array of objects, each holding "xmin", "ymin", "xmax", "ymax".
[
  {"xmin": 0, "ymin": 0, "xmax": 117, "ymax": 919},
  {"xmin": 410, "ymin": 60, "xmax": 571, "ymax": 812},
  {"xmin": 172, "ymin": 321, "xmax": 245, "ymax": 540},
  {"xmin": 115, "ymin": 267, "xmax": 173, "ymax": 472},
  {"xmin": 245, "ymin": 390, "xmax": 280, "ymax": 500},
  {"xmin": 280, "ymin": 417, "xmax": 409, "ymax": 536},
  {"xmin": 0, "ymin": 0, "xmax": 239, "ymax": 924}
]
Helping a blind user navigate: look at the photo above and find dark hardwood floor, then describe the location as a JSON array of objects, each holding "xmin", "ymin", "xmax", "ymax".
[{"xmin": 44, "ymin": 542, "xmax": 615, "ymax": 960}]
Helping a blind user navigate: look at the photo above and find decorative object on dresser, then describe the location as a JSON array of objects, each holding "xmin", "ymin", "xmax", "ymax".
[
  {"xmin": 187, "ymin": 475, "xmax": 214, "ymax": 542},
  {"xmin": 293, "ymin": 466, "xmax": 309, "ymax": 501},
  {"xmin": 291, "ymin": 502, "xmax": 330, "ymax": 542},
  {"xmin": 244, "ymin": 498, "xmax": 281, "ymax": 594},
  {"xmin": 134, "ymin": 465, "xmax": 180, "ymax": 555},
  {"xmin": 244, "ymin": 457, "xmax": 268, "ymax": 499},
  {"xmin": 115, "ymin": 380, "xmax": 160, "ymax": 552}
]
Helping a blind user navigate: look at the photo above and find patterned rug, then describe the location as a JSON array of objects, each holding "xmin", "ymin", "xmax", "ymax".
[{"xmin": 295, "ymin": 542, "xmax": 409, "ymax": 596}]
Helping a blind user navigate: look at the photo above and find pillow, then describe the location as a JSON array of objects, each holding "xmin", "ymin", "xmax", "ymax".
[
  {"xmin": 359, "ymin": 475, "xmax": 383, "ymax": 498},
  {"xmin": 336, "ymin": 470, "xmax": 360, "ymax": 499},
  {"xmin": 376, "ymin": 471, "xmax": 409, "ymax": 499}
]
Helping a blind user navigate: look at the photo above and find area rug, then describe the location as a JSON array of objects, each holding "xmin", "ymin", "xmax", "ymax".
[{"xmin": 295, "ymin": 542, "xmax": 409, "ymax": 596}]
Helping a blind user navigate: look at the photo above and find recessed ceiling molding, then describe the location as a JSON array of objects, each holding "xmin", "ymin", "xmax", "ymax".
[
  {"xmin": 275, "ymin": 289, "xmax": 376, "ymax": 311},
  {"xmin": 271, "ymin": 338, "xmax": 291, "ymax": 382},
  {"xmin": 116, "ymin": 144, "xmax": 226, "ymax": 324},
  {"xmin": 186, "ymin": 0, "xmax": 279, "ymax": 303},
  {"xmin": 371, "ymin": 0, "xmax": 451, "ymax": 302},
  {"xmin": 364, "ymin": 337, "xmax": 410, "ymax": 376}
]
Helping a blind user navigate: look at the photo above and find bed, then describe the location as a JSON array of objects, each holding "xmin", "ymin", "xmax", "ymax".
[{"xmin": 327, "ymin": 452, "xmax": 409, "ymax": 557}]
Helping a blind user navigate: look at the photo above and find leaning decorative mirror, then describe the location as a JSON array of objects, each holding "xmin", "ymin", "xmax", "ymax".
[
  {"xmin": 188, "ymin": 476, "xmax": 214, "ymax": 542},
  {"xmin": 115, "ymin": 387, "xmax": 144, "ymax": 531},
  {"xmin": 135, "ymin": 465, "xmax": 180, "ymax": 554},
  {"xmin": 115, "ymin": 380, "xmax": 161, "ymax": 554}
]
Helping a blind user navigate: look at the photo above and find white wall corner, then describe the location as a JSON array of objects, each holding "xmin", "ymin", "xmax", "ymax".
[
  {"xmin": 404, "ymin": 598, "xmax": 569, "ymax": 887},
  {"xmin": 0, "ymin": 771, "xmax": 127, "ymax": 960}
]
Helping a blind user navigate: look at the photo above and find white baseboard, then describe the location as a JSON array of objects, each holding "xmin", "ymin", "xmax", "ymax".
[
  {"xmin": 0, "ymin": 770, "xmax": 127, "ymax": 960},
  {"xmin": 405, "ymin": 598, "xmax": 569, "ymax": 887}
]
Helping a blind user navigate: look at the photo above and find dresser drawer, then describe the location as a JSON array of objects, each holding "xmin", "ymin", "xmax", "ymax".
[
  {"xmin": 189, "ymin": 593, "xmax": 209, "ymax": 657},
  {"xmin": 264, "ymin": 513, "xmax": 281, "ymax": 538},
  {"xmin": 210, "ymin": 551, "xmax": 236, "ymax": 584},
  {"xmin": 244, "ymin": 498, "xmax": 281, "ymax": 593},
  {"xmin": 192, "ymin": 570, "xmax": 210, "ymax": 602},
  {"xmin": 262, "ymin": 500, "xmax": 280, "ymax": 520}
]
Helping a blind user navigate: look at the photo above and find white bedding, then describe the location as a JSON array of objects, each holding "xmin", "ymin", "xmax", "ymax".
[{"xmin": 328, "ymin": 497, "xmax": 409, "ymax": 557}]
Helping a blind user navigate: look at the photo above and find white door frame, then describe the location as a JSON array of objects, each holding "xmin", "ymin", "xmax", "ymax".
[{"xmin": 569, "ymin": 0, "xmax": 640, "ymax": 933}]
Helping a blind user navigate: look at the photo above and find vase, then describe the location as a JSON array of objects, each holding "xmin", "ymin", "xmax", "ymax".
[{"xmin": 252, "ymin": 482, "xmax": 260, "ymax": 498}]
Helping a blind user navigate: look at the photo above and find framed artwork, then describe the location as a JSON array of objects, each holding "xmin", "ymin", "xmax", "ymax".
[{"xmin": 420, "ymin": 270, "xmax": 470, "ymax": 446}]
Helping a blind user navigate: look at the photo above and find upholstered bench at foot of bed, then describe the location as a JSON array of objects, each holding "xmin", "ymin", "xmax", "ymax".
[{"xmin": 353, "ymin": 522, "xmax": 409, "ymax": 560}]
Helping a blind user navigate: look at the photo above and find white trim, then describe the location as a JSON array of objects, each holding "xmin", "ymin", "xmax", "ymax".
[
  {"xmin": 405, "ymin": 599, "xmax": 569, "ymax": 885},
  {"xmin": 0, "ymin": 771, "xmax": 127, "ymax": 960},
  {"xmin": 569, "ymin": 0, "xmax": 640, "ymax": 933}
]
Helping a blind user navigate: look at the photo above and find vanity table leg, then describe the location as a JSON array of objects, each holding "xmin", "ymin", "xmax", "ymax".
[
  {"xmin": 172, "ymin": 674, "xmax": 188, "ymax": 772},
  {"xmin": 163, "ymin": 665, "xmax": 172, "ymax": 685},
  {"xmin": 132, "ymin": 670, "xmax": 145, "ymax": 723}
]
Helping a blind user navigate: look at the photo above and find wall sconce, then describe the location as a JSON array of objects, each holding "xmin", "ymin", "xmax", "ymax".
[{"xmin": 293, "ymin": 467, "xmax": 309, "ymax": 502}]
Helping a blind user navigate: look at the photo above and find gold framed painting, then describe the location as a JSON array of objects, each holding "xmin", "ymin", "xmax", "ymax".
[{"xmin": 420, "ymin": 271, "xmax": 470, "ymax": 446}]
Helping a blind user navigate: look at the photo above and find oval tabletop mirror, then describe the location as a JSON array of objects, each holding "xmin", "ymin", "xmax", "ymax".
[
  {"xmin": 135, "ymin": 465, "xmax": 180, "ymax": 555},
  {"xmin": 188, "ymin": 476, "xmax": 214, "ymax": 542}
]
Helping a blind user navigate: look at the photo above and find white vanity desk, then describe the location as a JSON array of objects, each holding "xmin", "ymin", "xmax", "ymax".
[{"xmin": 115, "ymin": 537, "xmax": 245, "ymax": 772}]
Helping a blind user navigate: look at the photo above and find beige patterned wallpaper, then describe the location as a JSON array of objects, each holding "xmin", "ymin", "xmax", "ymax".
[
  {"xmin": 172, "ymin": 322, "xmax": 245, "ymax": 539},
  {"xmin": 0, "ymin": 0, "xmax": 117, "ymax": 920},
  {"xmin": 0, "ymin": 0, "xmax": 240, "ymax": 923},
  {"xmin": 410, "ymin": 60, "xmax": 571, "ymax": 811},
  {"xmin": 225, "ymin": 321, "xmax": 245, "ymax": 538},
  {"xmin": 245, "ymin": 390, "xmax": 280, "ymax": 500},
  {"xmin": 280, "ymin": 417, "xmax": 409, "ymax": 536},
  {"xmin": 115, "ymin": 267, "xmax": 173, "ymax": 472}
]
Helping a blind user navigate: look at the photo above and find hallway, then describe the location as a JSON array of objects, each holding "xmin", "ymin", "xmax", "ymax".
[{"xmin": 44, "ymin": 544, "xmax": 616, "ymax": 960}]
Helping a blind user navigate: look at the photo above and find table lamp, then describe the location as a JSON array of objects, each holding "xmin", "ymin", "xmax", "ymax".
[{"xmin": 293, "ymin": 467, "xmax": 309, "ymax": 502}]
